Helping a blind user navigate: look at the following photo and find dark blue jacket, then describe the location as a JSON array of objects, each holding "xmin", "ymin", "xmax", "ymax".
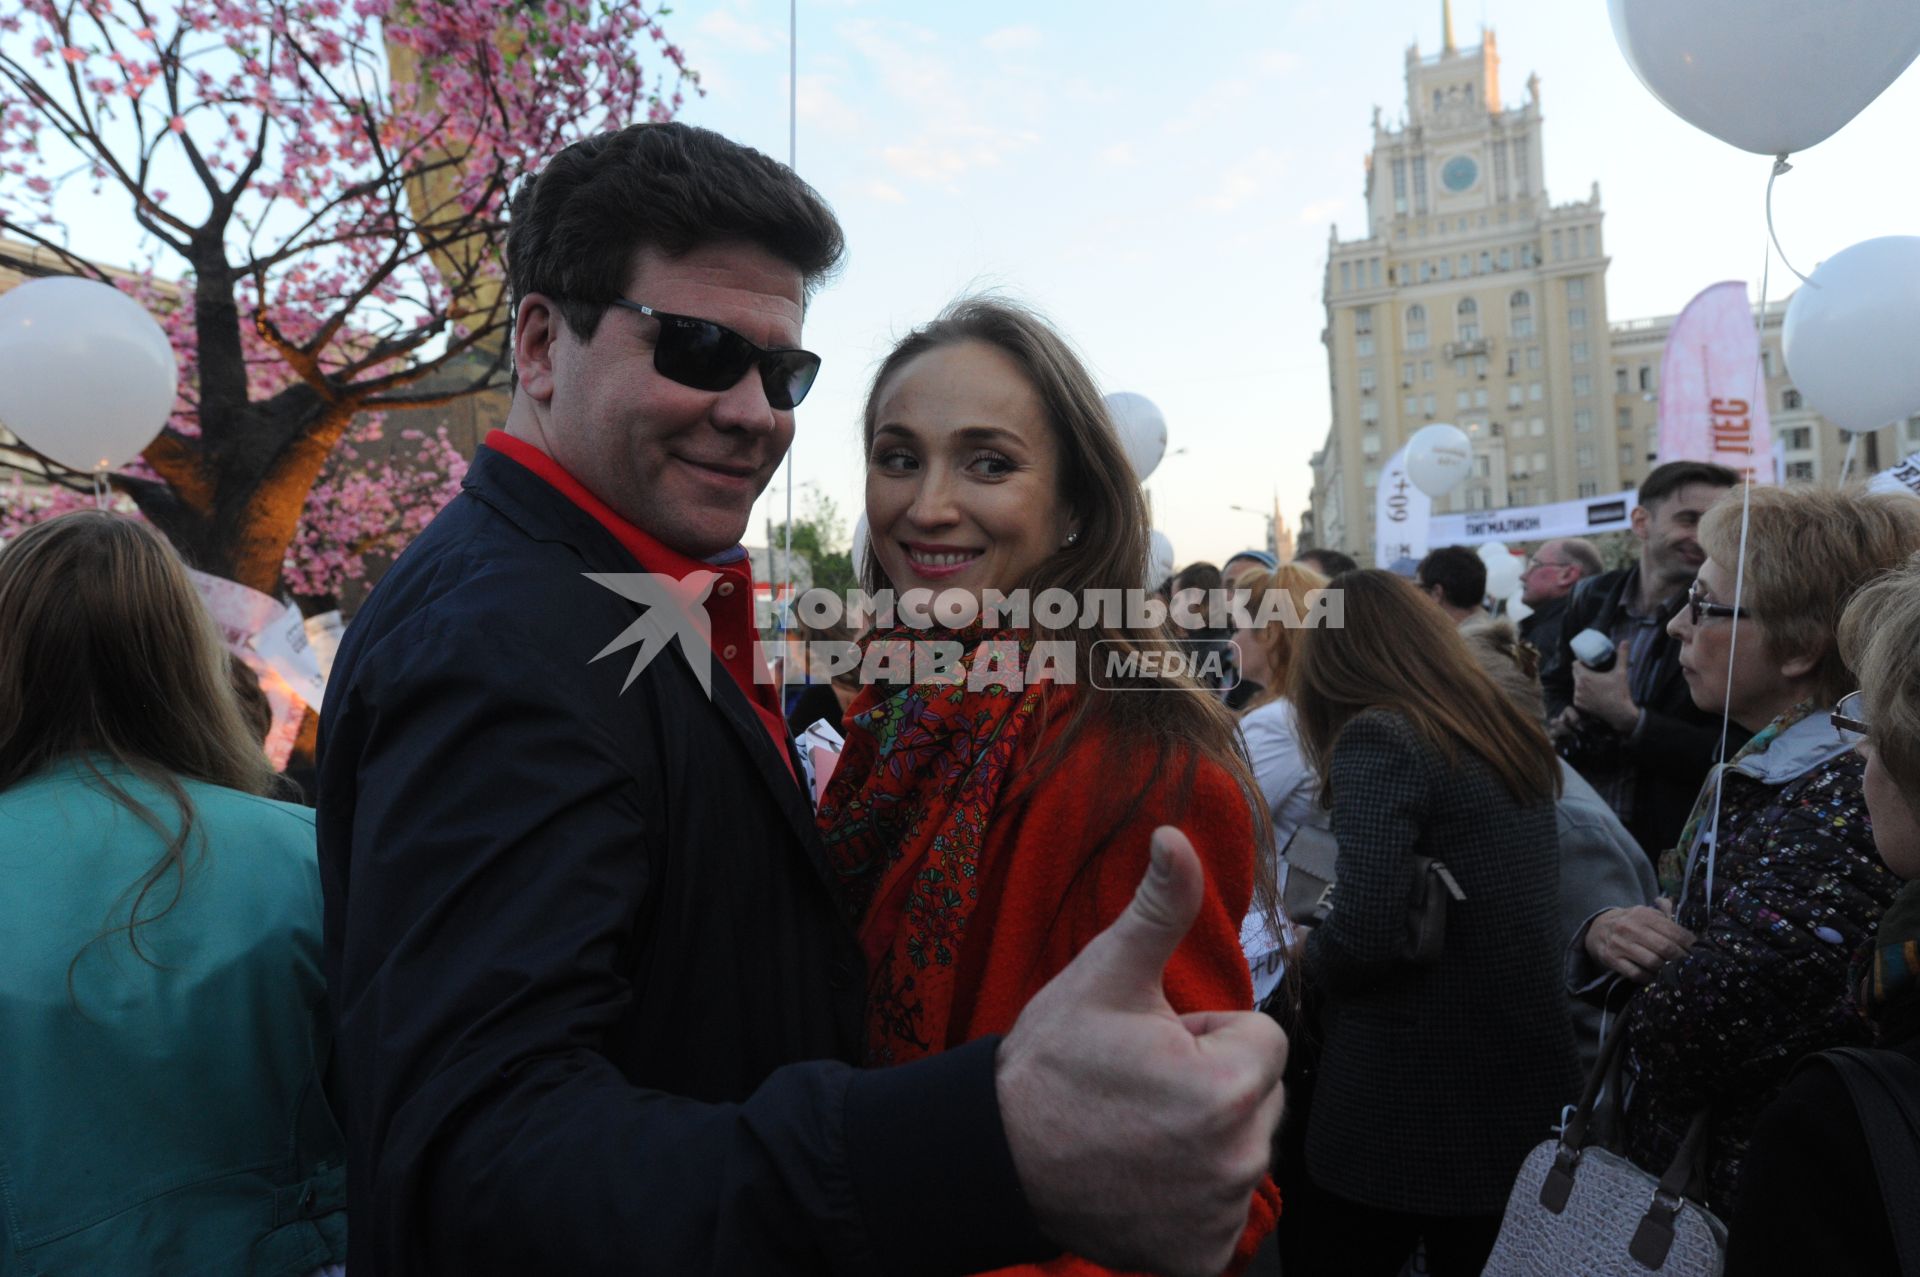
[{"xmin": 317, "ymin": 446, "xmax": 1049, "ymax": 1275}]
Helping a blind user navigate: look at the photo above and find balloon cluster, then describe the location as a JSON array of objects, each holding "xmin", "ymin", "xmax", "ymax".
[{"xmin": 1609, "ymin": 0, "xmax": 1920, "ymax": 438}]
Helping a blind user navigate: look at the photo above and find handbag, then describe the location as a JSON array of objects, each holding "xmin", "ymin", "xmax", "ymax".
[
  {"xmin": 1403, "ymin": 854, "xmax": 1466, "ymax": 967},
  {"xmin": 1279, "ymin": 822, "xmax": 1339, "ymax": 924},
  {"xmin": 1484, "ymin": 1016, "xmax": 1725, "ymax": 1276},
  {"xmin": 1281, "ymin": 825, "xmax": 1466, "ymax": 965}
]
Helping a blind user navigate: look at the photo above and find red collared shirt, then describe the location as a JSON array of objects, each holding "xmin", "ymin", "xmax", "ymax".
[{"xmin": 484, "ymin": 430, "xmax": 794, "ymax": 777}]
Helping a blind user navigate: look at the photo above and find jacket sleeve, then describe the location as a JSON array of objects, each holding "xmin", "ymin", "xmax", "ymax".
[
  {"xmin": 322, "ymin": 615, "xmax": 1050, "ymax": 1277},
  {"xmin": 1240, "ymin": 705, "xmax": 1318, "ymax": 842},
  {"xmin": 1626, "ymin": 706, "xmax": 1728, "ymax": 774},
  {"xmin": 1541, "ymin": 586, "xmax": 1591, "ymax": 721},
  {"xmin": 1620, "ymin": 777, "xmax": 1891, "ymax": 1112},
  {"xmin": 1303, "ymin": 711, "xmax": 1433, "ymax": 993},
  {"xmin": 955, "ymin": 739, "xmax": 1280, "ymax": 1276}
]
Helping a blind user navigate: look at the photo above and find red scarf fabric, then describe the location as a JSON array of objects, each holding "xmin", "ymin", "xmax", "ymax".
[{"xmin": 818, "ymin": 628, "xmax": 1055, "ymax": 1066}]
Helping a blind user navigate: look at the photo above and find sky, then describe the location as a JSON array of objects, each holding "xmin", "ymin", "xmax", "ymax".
[
  {"xmin": 668, "ymin": 0, "xmax": 1920, "ymax": 567},
  {"xmin": 18, "ymin": 1, "xmax": 1920, "ymax": 569}
]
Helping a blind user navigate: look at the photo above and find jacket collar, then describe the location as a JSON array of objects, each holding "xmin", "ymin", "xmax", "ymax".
[
  {"xmin": 459, "ymin": 445, "xmax": 830, "ymax": 874},
  {"xmin": 1728, "ymin": 704, "xmax": 1856, "ymax": 785}
]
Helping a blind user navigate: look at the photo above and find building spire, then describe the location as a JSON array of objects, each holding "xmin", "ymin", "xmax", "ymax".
[{"xmin": 1442, "ymin": 0, "xmax": 1457, "ymax": 53}]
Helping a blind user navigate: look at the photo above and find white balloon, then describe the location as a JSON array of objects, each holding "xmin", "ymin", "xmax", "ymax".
[
  {"xmin": 850, "ymin": 514, "xmax": 869, "ymax": 578},
  {"xmin": 1104, "ymin": 392, "xmax": 1169, "ymax": 481},
  {"xmin": 1607, "ymin": 0, "xmax": 1920, "ymax": 156},
  {"xmin": 1405, "ymin": 423, "xmax": 1473, "ymax": 498},
  {"xmin": 1783, "ymin": 237, "xmax": 1920, "ymax": 432},
  {"xmin": 0, "ymin": 276, "xmax": 178, "ymax": 472},
  {"xmin": 1147, "ymin": 529, "xmax": 1174, "ymax": 591},
  {"xmin": 1478, "ymin": 541, "xmax": 1524, "ymax": 603}
]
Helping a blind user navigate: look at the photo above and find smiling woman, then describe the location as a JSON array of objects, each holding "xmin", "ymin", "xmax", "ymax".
[{"xmin": 816, "ymin": 296, "xmax": 1285, "ymax": 1273}]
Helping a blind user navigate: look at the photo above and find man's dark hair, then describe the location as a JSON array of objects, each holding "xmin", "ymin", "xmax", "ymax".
[
  {"xmin": 506, "ymin": 122, "xmax": 846, "ymax": 343},
  {"xmin": 1295, "ymin": 547, "xmax": 1359, "ymax": 578},
  {"xmin": 1417, "ymin": 545, "xmax": 1487, "ymax": 610},
  {"xmin": 1638, "ymin": 460, "xmax": 1739, "ymax": 512}
]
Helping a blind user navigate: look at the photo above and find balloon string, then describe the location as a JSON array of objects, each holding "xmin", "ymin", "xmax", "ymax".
[
  {"xmin": 1765, "ymin": 154, "xmax": 1812, "ymax": 286},
  {"xmin": 1697, "ymin": 175, "xmax": 1778, "ymax": 910}
]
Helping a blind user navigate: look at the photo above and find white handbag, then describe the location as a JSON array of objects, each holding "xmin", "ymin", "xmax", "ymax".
[{"xmin": 1483, "ymin": 1017, "xmax": 1726, "ymax": 1276}]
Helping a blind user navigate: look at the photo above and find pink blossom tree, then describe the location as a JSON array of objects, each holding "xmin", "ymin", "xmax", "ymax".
[{"xmin": 0, "ymin": 0, "xmax": 697, "ymax": 595}]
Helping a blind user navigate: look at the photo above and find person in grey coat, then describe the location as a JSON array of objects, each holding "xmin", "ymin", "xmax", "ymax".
[
  {"xmin": 1282, "ymin": 572, "xmax": 1580, "ymax": 1277},
  {"xmin": 1464, "ymin": 616, "xmax": 1657, "ymax": 1074}
]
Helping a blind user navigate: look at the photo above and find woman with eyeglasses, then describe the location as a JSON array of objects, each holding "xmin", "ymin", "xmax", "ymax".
[
  {"xmin": 0, "ymin": 513, "xmax": 347, "ymax": 1275},
  {"xmin": 1569, "ymin": 485, "xmax": 1920, "ymax": 1216},
  {"xmin": 814, "ymin": 297, "xmax": 1282, "ymax": 1272},
  {"xmin": 1726, "ymin": 555, "xmax": 1920, "ymax": 1276}
]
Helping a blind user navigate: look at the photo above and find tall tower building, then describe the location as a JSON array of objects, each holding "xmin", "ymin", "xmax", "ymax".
[{"xmin": 1306, "ymin": 7, "xmax": 1615, "ymax": 560}]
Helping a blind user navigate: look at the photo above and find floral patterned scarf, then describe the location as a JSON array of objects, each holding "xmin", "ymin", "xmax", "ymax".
[
  {"xmin": 1660, "ymin": 701, "xmax": 1814, "ymax": 900},
  {"xmin": 817, "ymin": 626, "xmax": 1058, "ymax": 1066}
]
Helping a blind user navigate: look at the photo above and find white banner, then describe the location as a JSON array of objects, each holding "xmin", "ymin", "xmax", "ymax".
[
  {"xmin": 187, "ymin": 568, "xmax": 328, "ymax": 769},
  {"xmin": 1373, "ymin": 443, "xmax": 1431, "ymax": 565},
  {"xmin": 1427, "ymin": 487, "xmax": 1637, "ymax": 548},
  {"xmin": 1869, "ymin": 450, "xmax": 1920, "ymax": 500}
]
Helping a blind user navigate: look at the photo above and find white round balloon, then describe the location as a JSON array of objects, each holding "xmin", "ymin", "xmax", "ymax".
[
  {"xmin": 1147, "ymin": 528, "xmax": 1174, "ymax": 592},
  {"xmin": 1783, "ymin": 237, "xmax": 1920, "ymax": 433},
  {"xmin": 1607, "ymin": 0, "xmax": 1920, "ymax": 156},
  {"xmin": 0, "ymin": 276, "xmax": 178, "ymax": 472},
  {"xmin": 1405, "ymin": 423, "xmax": 1473, "ymax": 498},
  {"xmin": 1104, "ymin": 392, "xmax": 1169, "ymax": 481},
  {"xmin": 1478, "ymin": 541, "xmax": 1524, "ymax": 603}
]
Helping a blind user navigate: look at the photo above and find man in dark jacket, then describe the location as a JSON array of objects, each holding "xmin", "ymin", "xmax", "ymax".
[
  {"xmin": 1516, "ymin": 536, "xmax": 1602, "ymax": 688},
  {"xmin": 317, "ymin": 123, "xmax": 1283, "ymax": 1277},
  {"xmin": 1542, "ymin": 461, "xmax": 1744, "ymax": 861}
]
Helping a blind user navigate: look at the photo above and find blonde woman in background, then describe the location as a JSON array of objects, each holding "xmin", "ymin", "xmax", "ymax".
[{"xmin": 1230, "ymin": 561, "xmax": 1329, "ymax": 1004}]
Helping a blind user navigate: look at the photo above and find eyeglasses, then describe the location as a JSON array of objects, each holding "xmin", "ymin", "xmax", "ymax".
[
  {"xmin": 1686, "ymin": 576, "xmax": 1751, "ymax": 627},
  {"xmin": 1525, "ymin": 557, "xmax": 1569, "ymax": 573},
  {"xmin": 1832, "ymin": 690, "xmax": 1869, "ymax": 738},
  {"xmin": 607, "ymin": 299, "xmax": 821, "ymax": 410}
]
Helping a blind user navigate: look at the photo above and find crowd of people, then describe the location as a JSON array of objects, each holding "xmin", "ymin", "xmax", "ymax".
[{"xmin": 3, "ymin": 120, "xmax": 1920, "ymax": 1277}]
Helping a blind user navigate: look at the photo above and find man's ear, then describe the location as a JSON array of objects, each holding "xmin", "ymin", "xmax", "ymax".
[
  {"xmin": 514, "ymin": 294, "xmax": 565, "ymax": 402},
  {"xmin": 1630, "ymin": 504, "xmax": 1651, "ymax": 543}
]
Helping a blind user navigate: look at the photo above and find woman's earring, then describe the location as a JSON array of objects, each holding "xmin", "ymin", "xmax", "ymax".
[{"xmin": 1063, "ymin": 529, "xmax": 1080, "ymax": 548}]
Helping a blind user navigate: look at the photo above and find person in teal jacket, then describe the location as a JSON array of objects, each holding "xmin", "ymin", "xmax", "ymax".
[{"xmin": 0, "ymin": 511, "xmax": 347, "ymax": 1277}]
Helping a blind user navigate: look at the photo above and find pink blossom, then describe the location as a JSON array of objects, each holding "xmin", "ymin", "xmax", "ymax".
[{"xmin": 2, "ymin": 0, "xmax": 698, "ymax": 594}]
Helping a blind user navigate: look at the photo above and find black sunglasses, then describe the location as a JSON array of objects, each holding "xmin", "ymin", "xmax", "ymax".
[
  {"xmin": 607, "ymin": 299, "xmax": 821, "ymax": 410},
  {"xmin": 1686, "ymin": 576, "xmax": 1751, "ymax": 627}
]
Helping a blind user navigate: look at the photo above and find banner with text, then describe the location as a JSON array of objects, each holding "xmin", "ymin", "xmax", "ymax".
[
  {"xmin": 1373, "ymin": 442, "xmax": 1432, "ymax": 566},
  {"xmin": 1428, "ymin": 486, "xmax": 1637, "ymax": 548},
  {"xmin": 1657, "ymin": 280, "xmax": 1774, "ymax": 480},
  {"xmin": 1870, "ymin": 450, "xmax": 1920, "ymax": 500}
]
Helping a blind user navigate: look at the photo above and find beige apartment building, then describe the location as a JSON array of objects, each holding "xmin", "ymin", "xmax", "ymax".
[{"xmin": 1302, "ymin": 13, "xmax": 1916, "ymax": 561}]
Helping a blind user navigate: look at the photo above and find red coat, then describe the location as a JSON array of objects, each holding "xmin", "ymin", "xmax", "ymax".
[{"xmin": 941, "ymin": 711, "xmax": 1282, "ymax": 1276}]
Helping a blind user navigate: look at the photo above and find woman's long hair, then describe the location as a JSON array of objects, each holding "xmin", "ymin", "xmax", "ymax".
[
  {"xmin": 1291, "ymin": 570, "xmax": 1559, "ymax": 807},
  {"xmin": 1239, "ymin": 563, "xmax": 1329, "ymax": 710},
  {"xmin": 0, "ymin": 513, "xmax": 278, "ymax": 985},
  {"xmin": 859, "ymin": 296, "xmax": 1281, "ymax": 938}
]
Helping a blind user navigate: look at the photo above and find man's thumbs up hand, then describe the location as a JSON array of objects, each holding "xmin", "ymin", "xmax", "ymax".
[{"xmin": 996, "ymin": 827, "xmax": 1288, "ymax": 1277}]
